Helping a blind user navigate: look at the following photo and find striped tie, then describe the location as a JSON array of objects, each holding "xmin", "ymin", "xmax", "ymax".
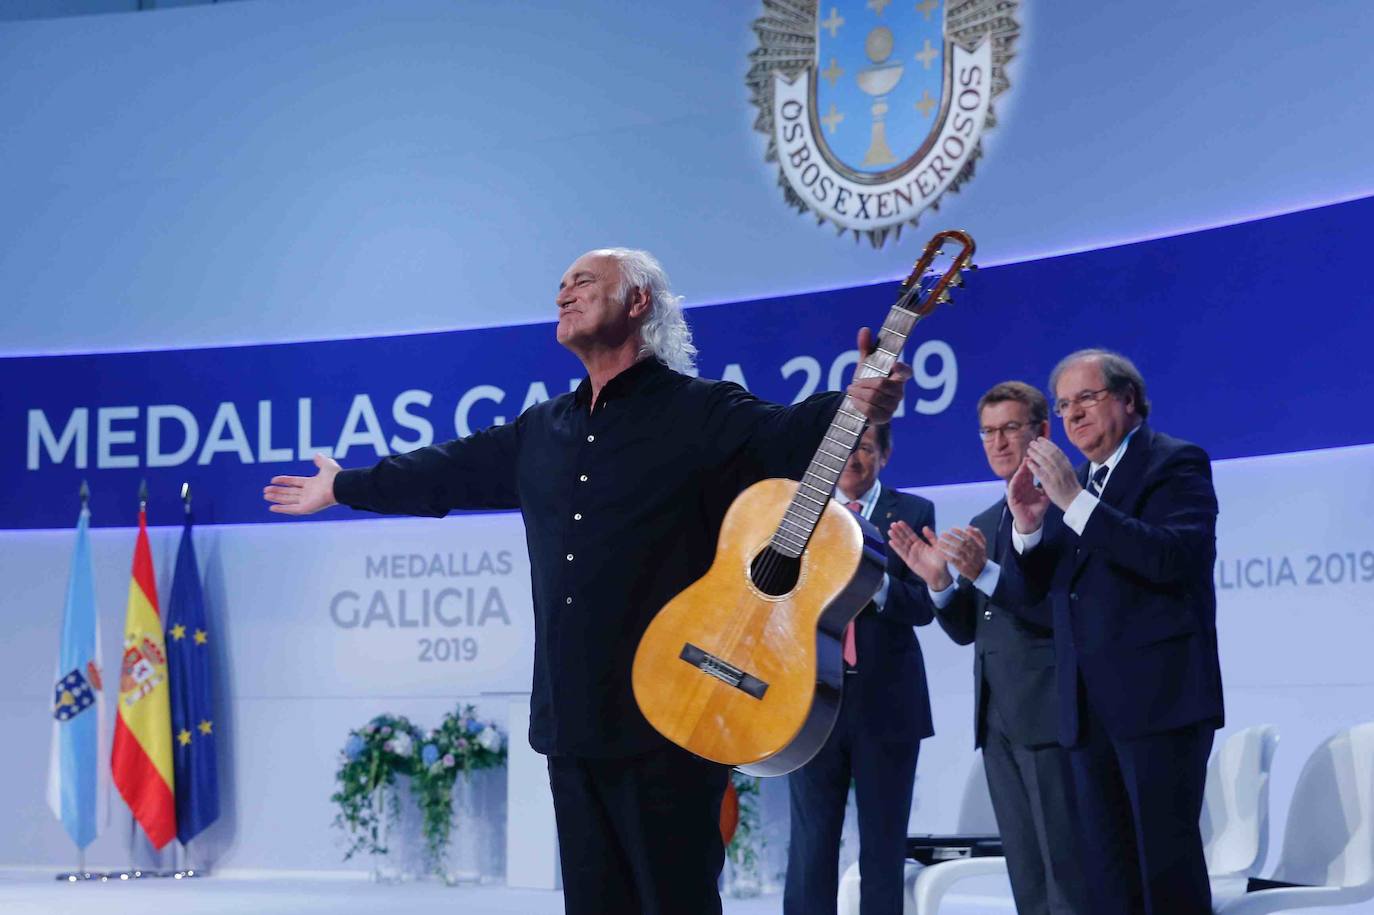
[{"xmin": 1087, "ymin": 464, "xmax": 1109, "ymax": 497}]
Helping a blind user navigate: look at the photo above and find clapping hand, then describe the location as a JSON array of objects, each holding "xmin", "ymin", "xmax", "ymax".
[
  {"xmin": 1024, "ymin": 437, "xmax": 1082, "ymax": 511},
  {"xmin": 889, "ymin": 521, "xmax": 953, "ymax": 591},
  {"xmin": 1007, "ymin": 458, "xmax": 1051, "ymax": 534},
  {"xmin": 937, "ymin": 526, "xmax": 988, "ymax": 582}
]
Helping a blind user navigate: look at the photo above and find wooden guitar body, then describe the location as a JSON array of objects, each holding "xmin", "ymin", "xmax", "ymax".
[{"xmin": 632, "ymin": 478, "xmax": 886, "ymax": 776}]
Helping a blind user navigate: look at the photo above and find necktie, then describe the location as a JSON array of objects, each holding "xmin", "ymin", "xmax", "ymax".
[
  {"xmin": 843, "ymin": 500, "xmax": 863, "ymax": 667},
  {"xmin": 1087, "ymin": 464, "xmax": 1109, "ymax": 497}
]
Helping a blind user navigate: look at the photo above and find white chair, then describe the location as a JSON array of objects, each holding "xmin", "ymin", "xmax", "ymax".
[
  {"xmin": 1215, "ymin": 722, "xmax": 1374, "ymax": 914},
  {"xmin": 839, "ymin": 726, "xmax": 1284, "ymax": 915},
  {"xmin": 1204, "ymin": 725, "xmax": 1281, "ymax": 903},
  {"xmin": 838, "ymin": 753, "xmax": 1005, "ymax": 915}
]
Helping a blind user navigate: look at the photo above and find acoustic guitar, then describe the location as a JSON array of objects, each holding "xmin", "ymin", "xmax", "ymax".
[{"xmin": 632, "ymin": 229, "xmax": 976, "ymax": 776}]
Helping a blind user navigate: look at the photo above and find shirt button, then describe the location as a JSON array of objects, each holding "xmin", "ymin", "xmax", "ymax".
[
  {"xmin": 565, "ymin": 596, "xmax": 573, "ymax": 605},
  {"xmin": 586, "ymin": 434, "xmax": 595, "ymax": 443},
  {"xmin": 983, "ymin": 610, "xmax": 993, "ymax": 621},
  {"xmin": 566, "ymin": 553, "xmax": 575, "ymax": 561},
  {"xmin": 1070, "ymin": 592, "xmax": 1079, "ymax": 602},
  {"xmin": 579, "ymin": 474, "xmax": 588, "ymax": 482},
  {"xmin": 573, "ymin": 513, "xmax": 582, "ymax": 521}
]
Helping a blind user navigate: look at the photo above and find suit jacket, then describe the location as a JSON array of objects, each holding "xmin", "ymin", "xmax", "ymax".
[
  {"xmin": 1002, "ymin": 424, "xmax": 1225, "ymax": 746},
  {"xmin": 848, "ymin": 485, "xmax": 937, "ymax": 743},
  {"xmin": 933, "ymin": 497, "xmax": 1060, "ymax": 749}
]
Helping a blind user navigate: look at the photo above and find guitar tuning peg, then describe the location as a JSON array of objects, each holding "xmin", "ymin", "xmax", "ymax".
[
  {"xmin": 937, "ymin": 291, "xmax": 951, "ymax": 304},
  {"xmin": 949, "ymin": 274, "xmax": 963, "ymax": 287},
  {"xmin": 965, "ymin": 263, "xmax": 978, "ymax": 271}
]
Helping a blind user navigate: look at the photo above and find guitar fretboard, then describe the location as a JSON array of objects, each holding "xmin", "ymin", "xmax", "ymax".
[{"xmin": 769, "ymin": 280, "xmax": 930, "ymax": 558}]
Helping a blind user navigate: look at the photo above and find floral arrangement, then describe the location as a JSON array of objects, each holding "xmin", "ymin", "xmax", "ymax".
[
  {"xmin": 410, "ymin": 704, "xmax": 508, "ymax": 873},
  {"xmin": 726, "ymin": 769, "xmax": 765, "ymax": 891},
  {"xmin": 332, "ymin": 706, "xmax": 508, "ymax": 875},
  {"xmin": 331, "ymin": 713, "xmax": 423, "ymax": 860}
]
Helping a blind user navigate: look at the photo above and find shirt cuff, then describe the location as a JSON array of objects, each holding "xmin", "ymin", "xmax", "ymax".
[
  {"xmin": 872, "ymin": 572, "xmax": 890, "ymax": 609},
  {"xmin": 1011, "ymin": 524, "xmax": 1043, "ymax": 553},
  {"xmin": 1062, "ymin": 490, "xmax": 1100, "ymax": 536},
  {"xmin": 928, "ymin": 579, "xmax": 956, "ymax": 609},
  {"xmin": 971, "ymin": 559, "xmax": 1000, "ymax": 598}
]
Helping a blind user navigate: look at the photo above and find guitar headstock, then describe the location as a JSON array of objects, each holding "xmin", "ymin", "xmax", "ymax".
[{"xmin": 897, "ymin": 229, "xmax": 977, "ymax": 317}]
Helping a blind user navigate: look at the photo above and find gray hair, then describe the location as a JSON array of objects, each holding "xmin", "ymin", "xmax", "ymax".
[
  {"xmin": 590, "ymin": 247, "xmax": 697, "ymax": 374},
  {"xmin": 1048, "ymin": 348, "xmax": 1152, "ymax": 419}
]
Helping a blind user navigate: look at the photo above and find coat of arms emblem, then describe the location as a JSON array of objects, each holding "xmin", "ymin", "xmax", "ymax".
[{"xmin": 747, "ymin": 0, "xmax": 1020, "ymax": 246}]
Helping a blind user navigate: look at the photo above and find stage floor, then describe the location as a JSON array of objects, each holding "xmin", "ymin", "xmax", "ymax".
[
  {"xmin": 0, "ymin": 872, "xmax": 1020, "ymax": 915},
  {"xmin": 3, "ymin": 873, "xmax": 1372, "ymax": 914}
]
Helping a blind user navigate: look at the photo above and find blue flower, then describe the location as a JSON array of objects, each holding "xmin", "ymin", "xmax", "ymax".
[
  {"xmin": 464, "ymin": 718, "xmax": 477, "ymax": 732},
  {"xmin": 344, "ymin": 734, "xmax": 365, "ymax": 761},
  {"xmin": 422, "ymin": 743, "xmax": 439, "ymax": 766}
]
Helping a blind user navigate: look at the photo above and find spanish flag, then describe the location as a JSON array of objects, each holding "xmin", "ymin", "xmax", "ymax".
[{"xmin": 111, "ymin": 505, "xmax": 176, "ymax": 848}]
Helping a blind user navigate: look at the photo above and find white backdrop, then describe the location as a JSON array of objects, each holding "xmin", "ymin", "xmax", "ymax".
[{"xmin": 2, "ymin": 443, "xmax": 1370, "ymax": 874}]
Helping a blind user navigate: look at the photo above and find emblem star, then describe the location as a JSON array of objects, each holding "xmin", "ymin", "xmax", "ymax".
[
  {"xmin": 867, "ymin": 0, "xmax": 892, "ymax": 14},
  {"xmin": 198, "ymin": 719, "xmax": 213, "ymax": 736},
  {"xmin": 821, "ymin": 58, "xmax": 845, "ymax": 88},
  {"xmin": 170, "ymin": 624, "xmax": 187, "ymax": 641},
  {"xmin": 822, "ymin": 104, "xmax": 845, "ymax": 135},
  {"xmin": 194, "ymin": 629, "xmax": 208, "ymax": 646},
  {"xmin": 820, "ymin": 7, "xmax": 845, "ymax": 39},
  {"xmin": 915, "ymin": 89, "xmax": 936, "ymax": 117},
  {"xmin": 178, "ymin": 729, "xmax": 193, "ymax": 747},
  {"xmin": 916, "ymin": 0, "xmax": 939, "ymax": 21},
  {"xmin": 915, "ymin": 39, "xmax": 938, "ymax": 69}
]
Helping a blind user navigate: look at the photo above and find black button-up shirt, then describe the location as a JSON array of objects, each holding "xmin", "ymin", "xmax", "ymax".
[{"xmin": 335, "ymin": 357, "xmax": 841, "ymax": 756}]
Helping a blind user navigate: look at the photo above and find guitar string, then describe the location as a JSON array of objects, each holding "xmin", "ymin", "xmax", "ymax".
[{"xmin": 752, "ymin": 272, "xmax": 937, "ymax": 595}]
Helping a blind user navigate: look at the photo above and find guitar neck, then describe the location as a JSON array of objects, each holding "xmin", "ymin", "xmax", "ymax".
[{"xmin": 769, "ymin": 286, "xmax": 927, "ymax": 559}]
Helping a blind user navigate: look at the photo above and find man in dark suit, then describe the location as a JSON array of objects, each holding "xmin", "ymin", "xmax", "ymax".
[
  {"xmin": 785, "ymin": 423, "xmax": 937, "ymax": 915},
  {"xmin": 1003, "ymin": 349, "xmax": 1224, "ymax": 915},
  {"xmin": 891, "ymin": 381, "xmax": 1089, "ymax": 914}
]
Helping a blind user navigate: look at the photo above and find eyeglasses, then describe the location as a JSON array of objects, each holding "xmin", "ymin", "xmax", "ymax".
[
  {"xmin": 978, "ymin": 421, "xmax": 1032, "ymax": 441},
  {"xmin": 1053, "ymin": 387, "xmax": 1111, "ymax": 417}
]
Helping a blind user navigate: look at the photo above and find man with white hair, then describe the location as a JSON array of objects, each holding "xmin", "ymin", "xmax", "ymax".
[{"xmin": 264, "ymin": 247, "xmax": 911, "ymax": 914}]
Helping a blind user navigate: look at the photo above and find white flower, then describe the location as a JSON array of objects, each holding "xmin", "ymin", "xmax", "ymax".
[
  {"xmin": 391, "ymin": 732, "xmax": 413, "ymax": 757},
  {"xmin": 477, "ymin": 726, "xmax": 503, "ymax": 752}
]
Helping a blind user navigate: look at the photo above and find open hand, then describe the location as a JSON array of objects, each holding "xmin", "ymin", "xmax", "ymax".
[
  {"xmin": 263, "ymin": 453, "xmax": 341, "ymax": 515},
  {"xmin": 937, "ymin": 526, "xmax": 988, "ymax": 581},
  {"xmin": 1007, "ymin": 458, "xmax": 1050, "ymax": 534},
  {"xmin": 889, "ymin": 521, "xmax": 953, "ymax": 591},
  {"xmin": 846, "ymin": 327, "xmax": 911, "ymax": 426},
  {"xmin": 1025, "ymin": 437, "xmax": 1082, "ymax": 511}
]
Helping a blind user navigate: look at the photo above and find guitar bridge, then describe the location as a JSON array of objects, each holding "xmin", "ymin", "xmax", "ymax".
[{"xmin": 679, "ymin": 643, "xmax": 769, "ymax": 700}]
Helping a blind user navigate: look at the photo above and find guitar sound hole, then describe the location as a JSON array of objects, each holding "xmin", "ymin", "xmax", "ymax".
[{"xmin": 750, "ymin": 547, "xmax": 800, "ymax": 597}]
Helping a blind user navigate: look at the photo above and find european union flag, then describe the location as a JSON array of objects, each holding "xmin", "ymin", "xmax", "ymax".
[{"xmin": 166, "ymin": 513, "xmax": 220, "ymax": 844}]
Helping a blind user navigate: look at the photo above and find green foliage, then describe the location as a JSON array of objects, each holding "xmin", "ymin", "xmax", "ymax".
[
  {"xmin": 332, "ymin": 706, "xmax": 508, "ymax": 875},
  {"xmin": 330, "ymin": 713, "xmax": 422, "ymax": 860},
  {"xmin": 410, "ymin": 704, "xmax": 508, "ymax": 873},
  {"xmin": 726, "ymin": 770, "xmax": 764, "ymax": 877}
]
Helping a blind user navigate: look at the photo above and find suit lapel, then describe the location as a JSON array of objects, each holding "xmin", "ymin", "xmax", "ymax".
[{"xmin": 1098, "ymin": 423, "xmax": 1151, "ymax": 510}]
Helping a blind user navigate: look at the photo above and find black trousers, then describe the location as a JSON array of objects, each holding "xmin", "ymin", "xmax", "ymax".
[
  {"xmin": 982, "ymin": 698, "xmax": 1091, "ymax": 915},
  {"xmin": 1070, "ymin": 689, "xmax": 1215, "ymax": 915},
  {"xmin": 547, "ymin": 743, "xmax": 729, "ymax": 915},
  {"xmin": 784, "ymin": 681, "xmax": 921, "ymax": 915}
]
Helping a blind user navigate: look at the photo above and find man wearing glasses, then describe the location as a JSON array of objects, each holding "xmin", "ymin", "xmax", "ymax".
[
  {"xmin": 891, "ymin": 381, "xmax": 1089, "ymax": 915},
  {"xmin": 1002, "ymin": 350, "xmax": 1222, "ymax": 915}
]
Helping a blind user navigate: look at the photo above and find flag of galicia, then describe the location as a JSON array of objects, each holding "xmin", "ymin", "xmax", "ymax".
[
  {"xmin": 46, "ymin": 505, "xmax": 109, "ymax": 848},
  {"xmin": 166, "ymin": 513, "xmax": 220, "ymax": 843}
]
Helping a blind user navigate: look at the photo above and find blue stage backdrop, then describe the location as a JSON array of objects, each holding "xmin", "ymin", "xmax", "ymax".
[{"xmin": 6, "ymin": 195, "xmax": 1372, "ymax": 530}]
